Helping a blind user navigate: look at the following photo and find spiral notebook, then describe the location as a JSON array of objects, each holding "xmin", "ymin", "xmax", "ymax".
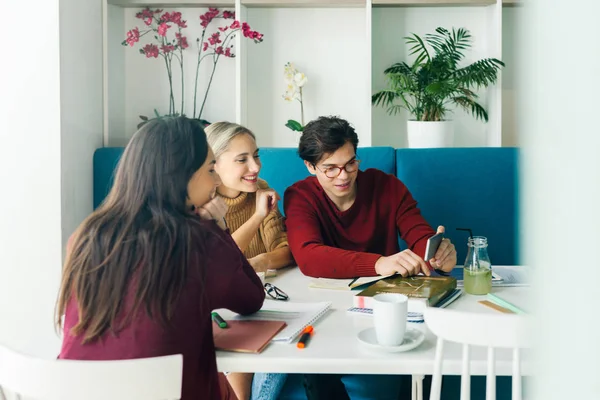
[{"xmin": 232, "ymin": 300, "xmax": 332, "ymax": 343}]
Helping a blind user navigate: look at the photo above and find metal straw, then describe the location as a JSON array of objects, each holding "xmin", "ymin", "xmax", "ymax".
[{"xmin": 456, "ymin": 227, "xmax": 473, "ymax": 239}]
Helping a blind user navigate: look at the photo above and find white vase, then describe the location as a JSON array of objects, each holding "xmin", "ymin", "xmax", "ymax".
[{"xmin": 406, "ymin": 120, "xmax": 454, "ymax": 148}]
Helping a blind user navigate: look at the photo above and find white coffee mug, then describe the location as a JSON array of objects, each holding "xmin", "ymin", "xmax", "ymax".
[{"xmin": 372, "ymin": 293, "xmax": 408, "ymax": 346}]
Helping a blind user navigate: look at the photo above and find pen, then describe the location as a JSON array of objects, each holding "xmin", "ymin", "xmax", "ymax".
[
  {"xmin": 486, "ymin": 294, "xmax": 526, "ymax": 314},
  {"xmin": 297, "ymin": 325, "xmax": 314, "ymax": 349},
  {"xmin": 348, "ymin": 277, "xmax": 359, "ymax": 287},
  {"xmin": 211, "ymin": 312, "xmax": 228, "ymax": 329}
]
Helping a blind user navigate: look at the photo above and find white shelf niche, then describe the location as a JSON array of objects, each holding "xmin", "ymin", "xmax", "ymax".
[
  {"xmin": 371, "ymin": 4, "xmax": 504, "ymax": 148},
  {"xmin": 244, "ymin": 6, "xmax": 371, "ymax": 148},
  {"xmin": 105, "ymin": 3, "xmax": 241, "ymax": 145}
]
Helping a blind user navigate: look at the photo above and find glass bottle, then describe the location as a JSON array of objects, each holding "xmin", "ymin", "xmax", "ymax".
[{"xmin": 463, "ymin": 236, "xmax": 492, "ymax": 295}]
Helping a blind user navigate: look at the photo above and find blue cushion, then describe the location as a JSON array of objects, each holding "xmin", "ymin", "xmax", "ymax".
[
  {"xmin": 94, "ymin": 146, "xmax": 396, "ymax": 211},
  {"xmin": 395, "ymin": 148, "xmax": 519, "ymax": 265},
  {"xmin": 257, "ymin": 148, "xmax": 310, "ymax": 214},
  {"xmin": 93, "ymin": 147, "xmax": 125, "ymax": 209},
  {"xmin": 92, "ymin": 146, "xmax": 519, "ymax": 266},
  {"xmin": 259, "ymin": 147, "xmax": 396, "ymax": 214}
]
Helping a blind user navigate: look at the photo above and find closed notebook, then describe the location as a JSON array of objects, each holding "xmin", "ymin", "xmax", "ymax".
[
  {"xmin": 212, "ymin": 320, "xmax": 287, "ymax": 353},
  {"xmin": 353, "ymin": 275, "xmax": 457, "ymax": 312},
  {"xmin": 309, "ymin": 274, "xmax": 394, "ymax": 291}
]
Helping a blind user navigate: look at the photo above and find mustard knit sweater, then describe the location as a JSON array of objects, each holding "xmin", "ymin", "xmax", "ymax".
[{"xmin": 219, "ymin": 179, "xmax": 289, "ymax": 259}]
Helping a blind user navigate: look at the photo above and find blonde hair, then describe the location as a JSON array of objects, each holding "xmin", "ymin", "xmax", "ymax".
[{"xmin": 205, "ymin": 122, "xmax": 256, "ymax": 159}]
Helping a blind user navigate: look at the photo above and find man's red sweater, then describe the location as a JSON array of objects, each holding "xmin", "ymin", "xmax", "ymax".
[{"xmin": 284, "ymin": 168, "xmax": 435, "ymax": 278}]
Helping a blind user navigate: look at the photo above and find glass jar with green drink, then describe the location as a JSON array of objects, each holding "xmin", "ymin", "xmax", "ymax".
[{"xmin": 463, "ymin": 236, "xmax": 492, "ymax": 295}]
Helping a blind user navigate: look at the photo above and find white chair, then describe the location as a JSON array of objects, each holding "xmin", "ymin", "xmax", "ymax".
[
  {"xmin": 0, "ymin": 344, "xmax": 183, "ymax": 400},
  {"xmin": 424, "ymin": 307, "xmax": 530, "ymax": 400}
]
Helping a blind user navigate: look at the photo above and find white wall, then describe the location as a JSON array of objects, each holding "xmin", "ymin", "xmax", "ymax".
[
  {"xmin": 0, "ymin": 0, "xmax": 63, "ymax": 357},
  {"xmin": 60, "ymin": 0, "xmax": 104, "ymax": 251},
  {"xmin": 0, "ymin": 0, "xmax": 103, "ymax": 359},
  {"xmin": 245, "ymin": 7, "xmax": 370, "ymax": 147},
  {"xmin": 108, "ymin": 4, "xmax": 127, "ymax": 146},
  {"xmin": 371, "ymin": 6, "xmax": 496, "ymax": 148},
  {"xmin": 501, "ymin": 6, "xmax": 520, "ymax": 147},
  {"xmin": 521, "ymin": 1, "xmax": 600, "ymax": 399}
]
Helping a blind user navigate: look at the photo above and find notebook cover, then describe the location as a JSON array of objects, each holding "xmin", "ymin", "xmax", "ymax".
[
  {"xmin": 212, "ymin": 320, "xmax": 287, "ymax": 353},
  {"xmin": 356, "ymin": 275, "xmax": 457, "ymax": 300},
  {"xmin": 309, "ymin": 274, "xmax": 394, "ymax": 290}
]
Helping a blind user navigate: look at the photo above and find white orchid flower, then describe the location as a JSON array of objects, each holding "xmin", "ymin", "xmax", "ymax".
[
  {"xmin": 294, "ymin": 72, "xmax": 307, "ymax": 88},
  {"xmin": 282, "ymin": 62, "xmax": 307, "ymax": 129},
  {"xmin": 284, "ymin": 62, "xmax": 296, "ymax": 73},
  {"xmin": 285, "ymin": 71, "xmax": 296, "ymax": 83}
]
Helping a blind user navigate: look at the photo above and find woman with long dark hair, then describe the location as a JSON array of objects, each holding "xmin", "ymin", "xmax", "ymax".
[{"xmin": 56, "ymin": 117, "xmax": 264, "ymax": 400}]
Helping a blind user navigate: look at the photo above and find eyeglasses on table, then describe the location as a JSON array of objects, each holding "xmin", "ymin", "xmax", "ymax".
[{"xmin": 264, "ymin": 283, "xmax": 289, "ymax": 301}]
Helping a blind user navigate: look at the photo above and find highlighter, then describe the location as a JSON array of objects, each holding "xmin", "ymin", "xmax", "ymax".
[
  {"xmin": 211, "ymin": 312, "xmax": 228, "ymax": 329},
  {"xmin": 297, "ymin": 325, "xmax": 314, "ymax": 349}
]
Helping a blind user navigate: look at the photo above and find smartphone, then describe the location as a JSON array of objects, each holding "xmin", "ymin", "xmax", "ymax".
[{"xmin": 424, "ymin": 232, "xmax": 444, "ymax": 262}]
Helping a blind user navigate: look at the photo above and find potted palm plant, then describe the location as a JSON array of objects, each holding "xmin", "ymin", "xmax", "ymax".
[{"xmin": 372, "ymin": 27, "xmax": 504, "ymax": 148}]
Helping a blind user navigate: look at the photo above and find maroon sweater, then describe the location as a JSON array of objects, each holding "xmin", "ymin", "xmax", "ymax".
[
  {"xmin": 59, "ymin": 220, "xmax": 265, "ymax": 400},
  {"xmin": 284, "ymin": 168, "xmax": 435, "ymax": 278}
]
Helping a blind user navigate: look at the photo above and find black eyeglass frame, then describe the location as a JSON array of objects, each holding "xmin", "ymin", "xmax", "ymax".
[
  {"xmin": 313, "ymin": 159, "xmax": 361, "ymax": 179},
  {"xmin": 264, "ymin": 283, "xmax": 289, "ymax": 301}
]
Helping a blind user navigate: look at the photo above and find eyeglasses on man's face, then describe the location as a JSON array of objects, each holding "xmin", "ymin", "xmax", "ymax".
[
  {"xmin": 314, "ymin": 159, "xmax": 361, "ymax": 179},
  {"xmin": 264, "ymin": 283, "xmax": 289, "ymax": 301}
]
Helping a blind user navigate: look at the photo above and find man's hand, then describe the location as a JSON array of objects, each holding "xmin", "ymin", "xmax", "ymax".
[
  {"xmin": 254, "ymin": 189, "xmax": 280, "ymax": 219},
  {"xmin": 375, "ymin": 249, "xmax": 430, "ymax": 277},
  {"xmin": 429, "ymin": 225, "xmax": 457, "ymax": 272},
  {"xmin": 196, "ymin": 196, "xmax": 228, "ymax": 230}
]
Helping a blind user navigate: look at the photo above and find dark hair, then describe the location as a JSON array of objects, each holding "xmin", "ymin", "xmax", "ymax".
[
  {"xmin": 56, "ymin": 116, "xmax": 210, "ymax": 342},
  {"xmin": 298, "ymin": 116, "xmax": 359, "ymax": 165}
]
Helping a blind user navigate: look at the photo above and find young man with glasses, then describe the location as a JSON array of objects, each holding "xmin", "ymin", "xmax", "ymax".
[
  {"xmin": 284, "ymin": 116, "xmax": 458, "ymax": 400},
  {"xmin": 284, "ymin": 116, "xmax": 457, "ymax": 279}
]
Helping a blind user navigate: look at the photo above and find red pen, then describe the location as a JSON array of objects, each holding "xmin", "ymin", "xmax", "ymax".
[{"xmin": 297, "ymin": 325, "xmax": 314, "ymax": 349}]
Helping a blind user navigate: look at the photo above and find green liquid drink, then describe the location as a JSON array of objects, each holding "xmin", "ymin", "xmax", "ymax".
[{"xmin": 464, "ymin": 264, "xmax": 492, "ymax": 295}]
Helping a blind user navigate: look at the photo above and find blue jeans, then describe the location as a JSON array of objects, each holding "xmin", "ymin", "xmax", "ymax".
[
  {"xmin": 251, "ymin": 373, "xmax": 288, "ymax": 400},
  {"xmin": 301, "ymin": 374, "xmax": 405, "ymax": 400}
]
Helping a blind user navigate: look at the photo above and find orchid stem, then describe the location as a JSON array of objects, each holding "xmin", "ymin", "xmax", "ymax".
[{"xmin": 299, "ymin": 87, "xmax": 304, "ymax": 126}]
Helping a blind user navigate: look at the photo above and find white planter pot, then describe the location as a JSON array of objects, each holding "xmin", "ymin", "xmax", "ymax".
[{"xmin": 406, "ymin": 120, "xmax": 454, "ymax": 148}]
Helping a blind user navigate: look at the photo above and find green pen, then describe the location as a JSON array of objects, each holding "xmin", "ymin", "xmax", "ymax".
[
  {"xmin": 211, "ymin": 312, "xmax": 228, "ymax": 329},
  {"xmin": 486, "ymin": 293, "xmax": 526, "ymax": 315}
]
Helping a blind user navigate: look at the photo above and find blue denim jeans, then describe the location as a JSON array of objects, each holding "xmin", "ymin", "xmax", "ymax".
[{"xmin": 251, "ymin": 373, "xmax": 288, "ymax": 400}]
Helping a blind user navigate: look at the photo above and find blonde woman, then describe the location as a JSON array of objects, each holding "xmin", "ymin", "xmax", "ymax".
[{"xmin": 205, "ymin": 122, "xmax": 294, "ymax": 400}]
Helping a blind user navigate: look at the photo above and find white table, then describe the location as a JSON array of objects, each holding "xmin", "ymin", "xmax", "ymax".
[{"xmin": 216, "ymin": 267, "xmax": 531, "ymax": 397}]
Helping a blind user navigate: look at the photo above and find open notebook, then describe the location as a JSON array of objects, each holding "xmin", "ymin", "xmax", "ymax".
[{"xmin": 232, "ymin": 300, "xmax": 332, "ymax": 343}]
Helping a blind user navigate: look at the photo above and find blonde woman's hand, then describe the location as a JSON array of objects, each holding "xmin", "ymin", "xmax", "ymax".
[
  {"xmin": 196, "ymin": 196, "xmax": 228, "ymax": 230},
  {"xmin": 254, "ymin": 189, "xmax": 280, "ymax": 219},
  {"xmin": 248, "ymin": 253, "xmax": 269, "ymax": 273}
]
